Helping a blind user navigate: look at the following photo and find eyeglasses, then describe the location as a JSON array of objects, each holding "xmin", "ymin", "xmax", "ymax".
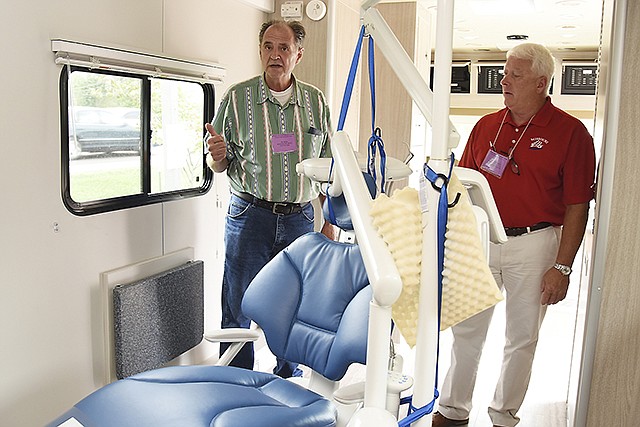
[
  {"xmin": 510, "ymin": 156, "xmax": 520, "ymax": 175},
  {"xmin": 499, "ymin": 150, "xmax": 521, "ymax": 176}
]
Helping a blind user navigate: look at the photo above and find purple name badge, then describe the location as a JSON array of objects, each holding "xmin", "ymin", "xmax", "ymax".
[
  {"xmin": 480, "ymin": 149, "xmax": 509, "ymax": 178},
  {"xmin": 271, "ymin": 133, "xmax": 298, "ymax": 153}
]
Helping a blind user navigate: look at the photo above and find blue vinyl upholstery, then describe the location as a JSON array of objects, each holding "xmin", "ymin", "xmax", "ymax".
[
  {"xmin": 323, "ymin": 172, "xmax": 377, "ymax": 230},
  {"xmin": 244, "ymin": 232, "xmax": 371, "ymax": 381},
  {"xmin": 48, "ymin": 233, "xmax": 371, "ymax": 427}
]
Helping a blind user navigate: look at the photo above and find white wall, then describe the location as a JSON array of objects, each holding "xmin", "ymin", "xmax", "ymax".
[{"xmin": 0, "ymin": 1, "xmax": 265, "ymax": 426}]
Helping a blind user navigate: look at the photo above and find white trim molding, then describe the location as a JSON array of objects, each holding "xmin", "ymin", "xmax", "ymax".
[{"xmin": 52, "ymin": 39, "xmax": 226, "ymax": 84}]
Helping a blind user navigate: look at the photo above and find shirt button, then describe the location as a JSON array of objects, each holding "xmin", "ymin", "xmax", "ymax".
[{"xmin": 512, "ymin": 139, "xmax": 516, "ymax": 144}]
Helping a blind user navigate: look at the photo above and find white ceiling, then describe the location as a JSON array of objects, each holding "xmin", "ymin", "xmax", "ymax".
[{"xmin": 413, "ymin": 0, "xmax": 604, "ymax": 53}]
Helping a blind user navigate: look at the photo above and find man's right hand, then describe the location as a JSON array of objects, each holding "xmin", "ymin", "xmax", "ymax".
[{"xmin": 205, "ymin": 123, "xmax": 227, "ymax": 162}]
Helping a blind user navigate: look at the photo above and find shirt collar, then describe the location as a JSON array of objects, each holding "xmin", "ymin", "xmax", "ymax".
[
  {"xmin": 257, "ymin": 74, "xmax": 302, "ymax": 107},
  {"xmin": 504, "ymin": 96, "xmax": 553, "ymax": 128}
]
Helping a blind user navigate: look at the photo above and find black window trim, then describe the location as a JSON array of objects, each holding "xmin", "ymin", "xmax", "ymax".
[{"xmin": 60, "ymin": 65, "xmax": 215, "ymax": 216}]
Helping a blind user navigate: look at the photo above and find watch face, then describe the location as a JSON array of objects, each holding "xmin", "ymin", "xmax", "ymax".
[{"xmin": 555, "ymin": 264, "xmax": 571, "ymax": 275}]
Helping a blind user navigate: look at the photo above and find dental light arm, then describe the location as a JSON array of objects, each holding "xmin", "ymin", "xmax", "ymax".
[
  {"xmin": 330, "ymin": 131, "xmax": 402, "ymax": 427},
  {"xmin": 361, "ymin": 6, "xmax": 460, "ymax": 155}
]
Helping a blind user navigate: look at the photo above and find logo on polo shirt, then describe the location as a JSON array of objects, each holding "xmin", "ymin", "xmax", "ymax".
[{"xmin": 529, "ymin": 137, "xmax": 549, "ymax": 150}]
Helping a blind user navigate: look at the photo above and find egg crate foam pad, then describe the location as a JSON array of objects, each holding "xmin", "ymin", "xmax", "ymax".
[{"xmin": 370, "ymin": 176, "xmax": 502, "ymax": 346}]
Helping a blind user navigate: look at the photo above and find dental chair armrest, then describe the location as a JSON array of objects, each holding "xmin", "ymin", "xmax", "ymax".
[
  {"xmin": 204, "ymin": 328, "xmax": 261, "ymax": 343},
  {"xmin": 205, "ymin": 325, "xmax": 262, "ymax": 367}
]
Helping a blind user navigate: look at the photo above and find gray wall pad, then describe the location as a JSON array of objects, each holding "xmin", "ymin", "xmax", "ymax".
[{"xmin": 113, "ymin": 260, "xmax": 204, "ymax": 379}]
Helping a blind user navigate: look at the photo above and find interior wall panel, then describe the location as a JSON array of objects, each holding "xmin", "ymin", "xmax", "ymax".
[
  {"xmin": 0, "ymin": 1, "xmax": 266, "ymax": 426},
  {"xmin": 587, "ymin": 1, "xmax": 640, "ymax": 426},
  {"xmin": 358, "ymin": 2, "xmax": 417, "ymax": 162}
]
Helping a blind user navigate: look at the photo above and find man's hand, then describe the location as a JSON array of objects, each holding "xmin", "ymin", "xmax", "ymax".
[
  {"xmin": 205, "ymin": 123, "xmax": 227, "ymax": 162},
  {"xmin": 540, "ymin": 267, "xmax": 569, "ymax": 305},
  {"xmin": 321, "ymin": 220, "xmax": 336, "ymax": 241},
  {"xmin": 205, "ymin": 123, "xmax": 228, "ymax": 172}
]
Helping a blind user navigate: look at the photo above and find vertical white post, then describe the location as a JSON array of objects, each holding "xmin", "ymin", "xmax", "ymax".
[
  {"xmin": 431, "ymin": 0, "xmax": 455, "ymax": 162},
  {"xmin": 411, "ymin": 1, "xmax": 454, "ymax": 426}
]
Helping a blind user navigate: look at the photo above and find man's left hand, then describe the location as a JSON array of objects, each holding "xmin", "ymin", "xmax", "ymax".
[{"xmin": 540, "ymin": 267, "xmax": 569, "ymax": 305}]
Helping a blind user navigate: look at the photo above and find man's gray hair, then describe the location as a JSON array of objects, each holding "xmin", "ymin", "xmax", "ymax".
[
  {"xmin": 259, "ymin": 20, "xmax": 306, "ymax": 49},
  {"xmin": 507, "ymin": 43, "xmax": 555, "ymax": 93}
]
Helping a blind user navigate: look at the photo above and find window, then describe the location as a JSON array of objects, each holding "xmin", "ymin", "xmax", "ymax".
[{"xmin": 54, "ymin": 40, "xmax": 222, "ymax": 215}]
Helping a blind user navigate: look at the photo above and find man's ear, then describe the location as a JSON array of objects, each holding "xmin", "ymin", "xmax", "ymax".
[
  {"xmin": 537, "ymin": 76, "xmax": 548, "ymax": 93},
  {"xmin": 296, "ymin": 47, "xmax": 304, "ymax": 64}
]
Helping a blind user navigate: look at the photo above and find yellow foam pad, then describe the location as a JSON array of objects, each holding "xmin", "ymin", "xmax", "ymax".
[
  {"xmin": 370, "ymin": 187, "xmax": 422, "ymax": 347},
  {"xmin": 441, "ymin": 173, "xmax": 503, "ymax": 330},
  {"xmin": 370, "ymin": 175, "xmax": 503, "ymax": 346}
]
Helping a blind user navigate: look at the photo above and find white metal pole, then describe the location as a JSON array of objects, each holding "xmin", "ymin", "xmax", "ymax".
[
  {"xmin": 430, "ymin": 0, "xmax": 455, "ymax": 161},
  {"xmin": 411, "ymin": 1, "xmax": 455, "ymax": 426}
]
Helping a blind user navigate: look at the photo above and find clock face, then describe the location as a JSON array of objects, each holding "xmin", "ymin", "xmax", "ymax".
[{"xmin": 306, "ymin": 0, "xmax": 327, "ymax": 21}]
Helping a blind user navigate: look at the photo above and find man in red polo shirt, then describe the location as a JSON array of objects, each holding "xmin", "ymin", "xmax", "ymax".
[{"xmin": 433, "ymin": 43, "xmax": 596, "ymax": 427}]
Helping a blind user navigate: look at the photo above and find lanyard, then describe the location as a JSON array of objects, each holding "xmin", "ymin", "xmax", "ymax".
[{"xmin": 490, "ymin": 110, "xmax": 535, "ymax": 159}]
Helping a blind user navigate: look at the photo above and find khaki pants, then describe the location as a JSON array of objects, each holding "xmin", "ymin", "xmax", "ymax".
[{"xmin": 438, "ymin": 226, "xmax": 561, "ymax": 427}]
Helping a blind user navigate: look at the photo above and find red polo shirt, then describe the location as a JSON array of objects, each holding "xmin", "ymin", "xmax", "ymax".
[{"xmin": 458, "ymin": 98, "xmax": 596, "ymax": 228}]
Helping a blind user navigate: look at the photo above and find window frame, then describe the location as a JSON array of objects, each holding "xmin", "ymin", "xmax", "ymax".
[{"xmin": 59, "ymin": 65, "xmax": 215, "ymax": 216}]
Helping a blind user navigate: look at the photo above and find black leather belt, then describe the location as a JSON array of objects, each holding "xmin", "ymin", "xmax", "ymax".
[
  {"xmin": 233, "ymin": 192, "xmax": 308, "ymax": 215},
  {"xmin": 504, "ymin": 222, "xmax": 553, "ymax": 237}
]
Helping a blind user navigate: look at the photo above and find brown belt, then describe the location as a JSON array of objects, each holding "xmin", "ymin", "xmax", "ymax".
[
  {"xmin": 504, "ymin": 222, "xmax": 553, "ymax": 237},
  {"xmin": 233, "ymin": 192, "xmax": 308, "ymax": 215}
]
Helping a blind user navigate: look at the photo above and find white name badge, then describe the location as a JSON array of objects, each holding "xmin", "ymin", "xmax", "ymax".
[{"xmin": 480, "ymin": 150, "xmax": 509, "ymax": 178}]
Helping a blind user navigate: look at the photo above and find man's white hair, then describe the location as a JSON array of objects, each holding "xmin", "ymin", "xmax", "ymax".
[{"xmin": 507, "ymin": 43, "xmax": 555, "ymax": 94}]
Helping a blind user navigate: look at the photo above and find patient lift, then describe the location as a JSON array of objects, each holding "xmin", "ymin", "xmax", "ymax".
[{"xmin": 49, "ymin": 1, "xmax": 507, "ymax": 426}]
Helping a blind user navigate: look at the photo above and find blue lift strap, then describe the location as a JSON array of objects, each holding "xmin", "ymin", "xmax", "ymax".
[
  {"xmin": 398, "ymin": 153, "xmax": 456, "ymax": 427},
  {"xmin": 335, "ymin": 25, "xmax": 386, "ymax": 194}
]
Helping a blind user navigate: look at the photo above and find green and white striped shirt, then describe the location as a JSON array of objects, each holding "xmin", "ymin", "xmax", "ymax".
[{"xmin": 212, "ymin": 74, "xmax": 332, "ymax": 203}]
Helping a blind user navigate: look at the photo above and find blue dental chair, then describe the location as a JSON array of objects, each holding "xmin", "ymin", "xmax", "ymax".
[{"xmin": 48, "ymin": 232, "xmax": 372, "ymax": 427}]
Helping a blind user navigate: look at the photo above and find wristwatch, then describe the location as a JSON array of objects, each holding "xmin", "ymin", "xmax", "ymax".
[{"xmin": 553, "ymin": 263, "xmax": 572, "ymax": 276}]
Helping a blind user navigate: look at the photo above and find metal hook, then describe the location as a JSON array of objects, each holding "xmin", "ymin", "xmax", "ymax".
[{"xmin": 448, "ymin": 192, "xmax": 461, "ymax": 208}]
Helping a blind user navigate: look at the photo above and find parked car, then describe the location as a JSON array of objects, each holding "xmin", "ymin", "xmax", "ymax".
[{"xmin": 68, "ymin": 107, "xmax": 141, "ymax": 158}]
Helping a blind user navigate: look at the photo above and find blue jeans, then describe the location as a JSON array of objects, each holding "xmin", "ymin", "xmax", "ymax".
[{"xmin": 220, "ymin": 194, "xmax": 315, "ymax": 377}]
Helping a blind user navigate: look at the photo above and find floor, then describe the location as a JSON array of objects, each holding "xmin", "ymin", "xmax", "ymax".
[{"xmin": 433, "ymin": 286, "xmax": 576, "ymax": 427}]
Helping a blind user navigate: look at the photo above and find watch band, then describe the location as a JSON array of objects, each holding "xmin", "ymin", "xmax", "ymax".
[{"xmin": 553, "ymin": 263, "xmax": 572, "ymax": 276}]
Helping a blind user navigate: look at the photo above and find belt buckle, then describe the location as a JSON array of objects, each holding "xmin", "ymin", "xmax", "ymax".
[{"xmin": 272, "ymin": 203, "xmax": 290, "ymax": 215}]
